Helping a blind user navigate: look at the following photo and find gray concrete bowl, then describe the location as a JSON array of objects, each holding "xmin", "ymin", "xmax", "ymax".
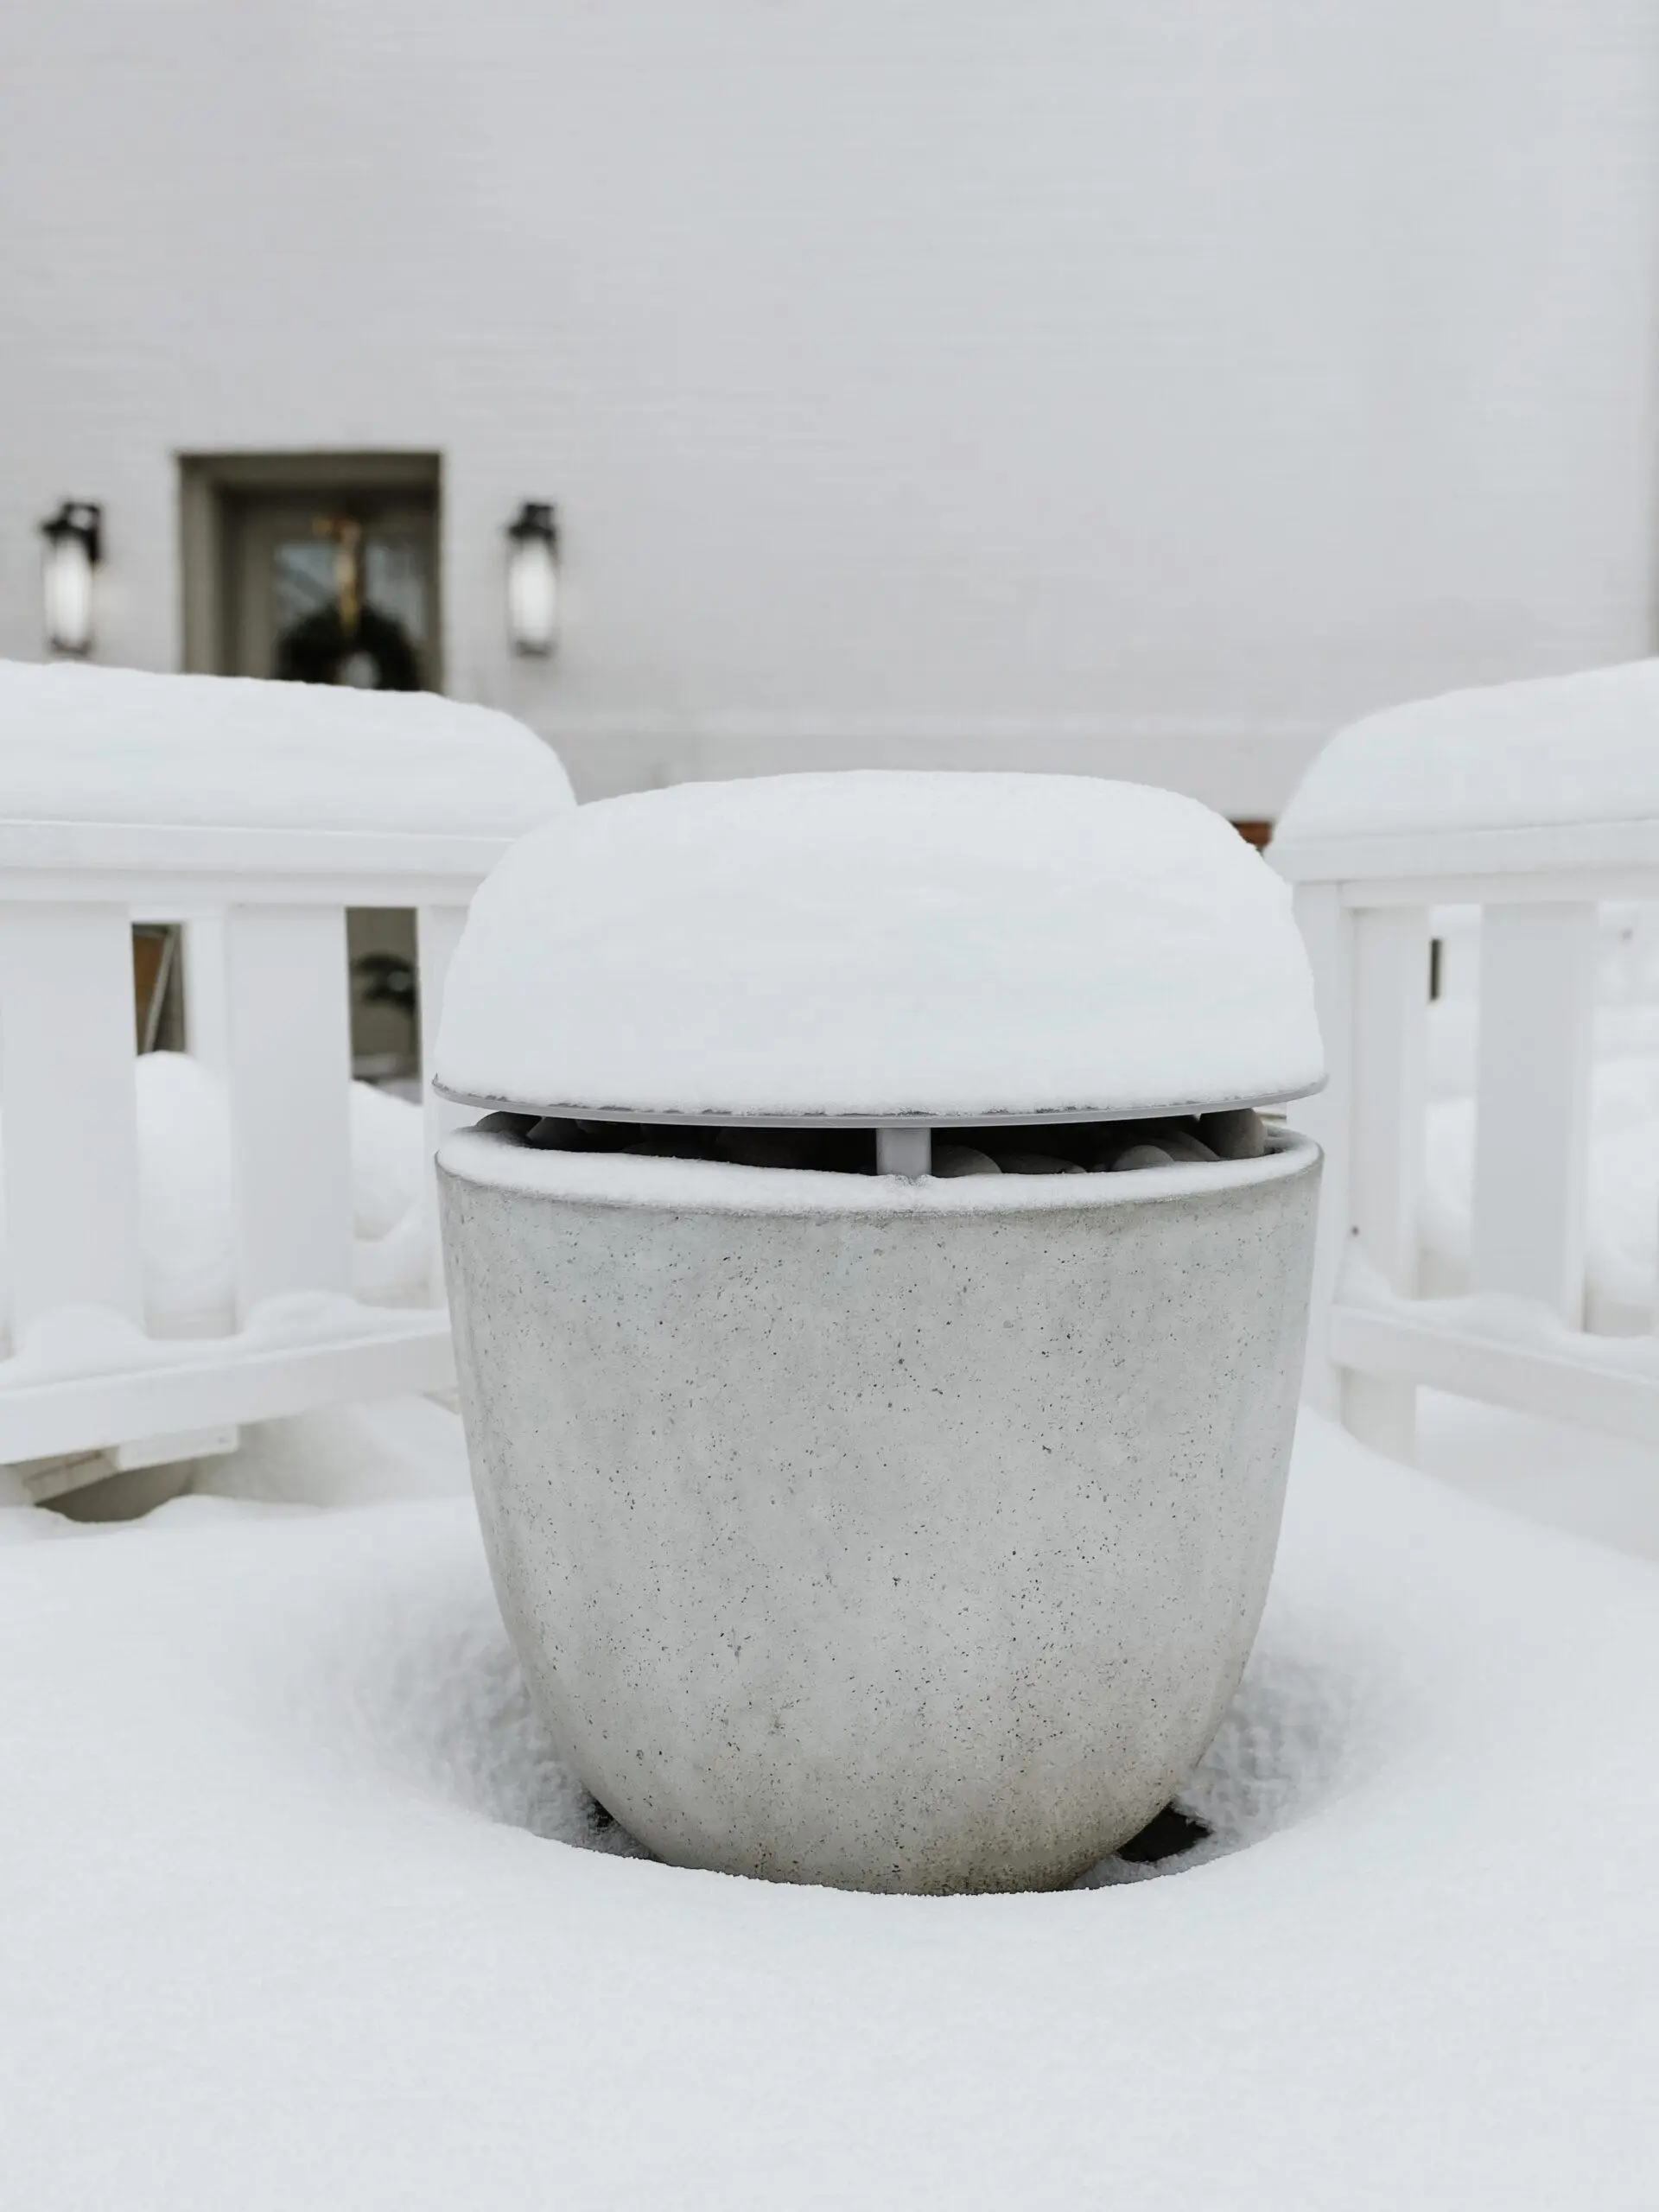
[{"xmin": 438, "ymin": 1127, "xmax": 1320, "ymax": 1895}]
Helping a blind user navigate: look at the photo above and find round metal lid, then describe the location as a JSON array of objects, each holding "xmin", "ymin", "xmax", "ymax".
[{"xmin": 434, "ymin": 771, "xmax": 1325, "ymax": 1126}]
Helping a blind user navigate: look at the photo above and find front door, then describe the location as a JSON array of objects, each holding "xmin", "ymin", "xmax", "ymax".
[{"xmin": 182, "ymin": 458, "xmax": 443, "ymax": 1090}]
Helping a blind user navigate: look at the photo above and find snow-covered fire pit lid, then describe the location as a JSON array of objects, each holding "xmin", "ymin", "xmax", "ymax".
[
  {"xmin": 436, "ymin": 772, "xmax": 1324, "ymax": 1126},
  {"xmin": 0, "ymin": 660, "xmax": 572, "ymax": 837}
]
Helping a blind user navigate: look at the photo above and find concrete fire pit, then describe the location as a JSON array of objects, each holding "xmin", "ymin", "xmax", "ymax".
[{"xmin": 435, "ymin": 772, "xmax": 1324, "ymax": 1893}]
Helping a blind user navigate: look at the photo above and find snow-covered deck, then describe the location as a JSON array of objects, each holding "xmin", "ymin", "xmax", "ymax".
[{"xmin": 2, "ymin": 1404, "xmax": 1652, "ymax": 2209}]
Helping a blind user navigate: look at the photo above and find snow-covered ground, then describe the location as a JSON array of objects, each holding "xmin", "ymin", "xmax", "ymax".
[
  {"xmin": 1, "ymin": 1401, "xmax": 1654, "ymax": 2208},
  {"xmin": 1417, "ymin": 1388, "xmax": 1659, "ymax": 1560}
]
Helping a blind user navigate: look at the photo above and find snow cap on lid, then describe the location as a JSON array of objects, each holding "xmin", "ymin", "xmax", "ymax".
[
  {"xmin": 1274, "ymin": 659, "xmax": 1659, "ymax": 860},
  {"xmin": 436, "ymin": 772, "xmax": 1324, "ymax": 1122},
  {"xmin": 0, "ymin": 660, "xmax": 573, "ymax": 835}
]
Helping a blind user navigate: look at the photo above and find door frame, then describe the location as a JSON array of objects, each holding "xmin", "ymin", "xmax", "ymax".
[{"xmin": 177, "ymin": 451, "xmax": 443, "ymax": 684}]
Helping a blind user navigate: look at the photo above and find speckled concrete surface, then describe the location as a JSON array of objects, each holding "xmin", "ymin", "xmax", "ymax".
[{"xmin": 440, "ymin": 1135, "xmax": 1319, "ymax": 1892}]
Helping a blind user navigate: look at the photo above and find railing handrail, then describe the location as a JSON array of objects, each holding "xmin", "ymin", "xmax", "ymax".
[
  {"xmin": 1272, "ymin": 818, "xmax": 1659, "ymax": 889},
  {"xmin": 0, "ymin": 817, "xmax": 518, "ymax": 900}
]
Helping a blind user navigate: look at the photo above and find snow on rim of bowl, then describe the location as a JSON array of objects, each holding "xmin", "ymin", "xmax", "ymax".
[
  {"xmin": 437, "ymin": 1124, "xmax": 1320, "ymax": 1217},
  {"xmin": 435, "ymin": 772, "xmax": 1325, "ymax": 1124},
  {"xmin": 0, "ymin": 659, "xmax": 573, "ymax": 837}
]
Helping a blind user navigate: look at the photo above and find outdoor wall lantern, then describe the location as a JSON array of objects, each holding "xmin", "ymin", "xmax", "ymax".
[
  {"xmin": 39, "ymin": 500, "xmax": 103, "ymax": 658},
  {"xmin": 505, "ymin": 501, "xmax": 559, "ymax": 656}
]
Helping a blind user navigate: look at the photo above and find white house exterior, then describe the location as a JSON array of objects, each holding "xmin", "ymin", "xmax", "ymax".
[{"xmin": 2, "ymin": 0, "xmax": 1655, "ymax": 813}]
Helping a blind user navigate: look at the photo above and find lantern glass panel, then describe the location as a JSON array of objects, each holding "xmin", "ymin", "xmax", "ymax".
[
  {"xmin": 43, "ymin": 531, "xmax": 95, "ymax": 656},
  {"xmin": 508, "ymin": 534, "xmax": 557, "ymax": 656}
]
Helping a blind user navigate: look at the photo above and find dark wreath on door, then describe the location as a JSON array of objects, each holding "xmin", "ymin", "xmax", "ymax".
[{"xmin": 275, "ymin": 515, "xmax": 423, "ymax": 690}]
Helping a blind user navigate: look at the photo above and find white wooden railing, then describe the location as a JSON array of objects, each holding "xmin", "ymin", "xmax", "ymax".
[
  {"xmin": 0, "ymin": 817, "xmax": 504, "ymax": 1495},
  {"xmin": 1278, "ymin": 820, "xmax": 1659, "ymax": 1461}
]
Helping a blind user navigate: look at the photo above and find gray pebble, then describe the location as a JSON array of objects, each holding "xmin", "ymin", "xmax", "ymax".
[
  {"xmin": 1150, "ymin": 1124, "xmax": 1219, "ymax": 1163},
  {"xmin": 524, "ymin": 1116, "xmax": 581, "ymax": 1150},
  {"xmin": 1080, "ymin": 1123, "xmax": 1145, "ymax": 1170},
  {"xmin": 931, "ymin": 1144, "xmax": 1002, "ymax": 1178},
  {"xmin": 475, "ymin": 1110, "xmax": 537, "ymax": 1138},
  {"xmin": 1105, "ymin": 1143, "xmax": 1176, "ymax": 1172},
  {"xmin": 1198, "ymin": 1109, "xmax": 1268, "ymax": 1160},
  {"xmin": 992, "ymin": 1152, "xmax": 1087, "ymax": 1176}
]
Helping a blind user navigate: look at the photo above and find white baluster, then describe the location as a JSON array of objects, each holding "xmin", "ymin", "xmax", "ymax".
[
  {"xmin": 418, "ymin": 903, "xmax": 472, "ymax": 1303},
  {"xmin": 1341, "ymin": 903, "xmax": 1428, "ymax": 1460},
  {"xmin": 0, "ymin": 903, "xmax": 144, "ymax": 1338},
  {"xmin": 181, "ymin": 910, "xmax": 231, "ymax": 1081},
  {"xmin": 1471, "ymin": 902, "xmax": 1595, "ymax": 1325},
  {"xmin": 222, "ymin": 905, "xmax": 353, "ymax": 1322}
]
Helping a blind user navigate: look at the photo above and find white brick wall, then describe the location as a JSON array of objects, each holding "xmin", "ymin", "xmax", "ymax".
[{"xmin": 2, "ymin": 0, "xmax": 1655, "ymax": 810}]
